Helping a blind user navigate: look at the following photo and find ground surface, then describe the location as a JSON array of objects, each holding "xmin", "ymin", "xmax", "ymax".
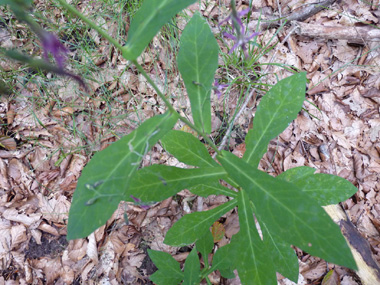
[{"xmin": 0, "ymin": 0, "xmax": 380, "ymax": 284}]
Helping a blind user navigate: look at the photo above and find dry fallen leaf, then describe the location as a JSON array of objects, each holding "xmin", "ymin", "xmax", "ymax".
[
  {"xmin": 86, "ymin": 233, "xmax": 99, "ymax": 264},
  {"xmin": 3, "ymin": 208, "xmax": 41, "ymax": 227},
  {"xmin": 211, "ymin": 221, "xmax": 225, "ymax": 242},
  {"xmin": 0, "ymin": 136, "xmax": 16, "ymax": 150},
  {"xmin": 322, "ymin": 269, "xmax": 341, "ymax": 285},
  {"xmin": 51, "ymin": 106, "xmax": 74, "ymax": 118}
]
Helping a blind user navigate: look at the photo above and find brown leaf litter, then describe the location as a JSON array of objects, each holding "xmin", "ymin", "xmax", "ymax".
[{"xmin": 0, "ymin": 0, "xmax": 380, "ymax": 284}]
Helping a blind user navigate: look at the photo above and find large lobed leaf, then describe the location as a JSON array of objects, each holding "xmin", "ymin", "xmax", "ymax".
[
  {"xmin": 218, "ymin": 151, "xmax": 357, "ymax": 270},
  {"xmin": 148, "ymin": 249, "xmax": 184, "ymax": 285},
  {"xmin": 127, "ymin": 165, "xmax": 227, "ymax": 202},
  {"xmin": 210, "ymin": 244, "xmax": 236, "ymax": 279},
  {"xmin": 243, "ymin": 72, "xmax": 307, "ymax": 168},
  {"xmin": 232, "ymin": 190, "xmax": 277, "ymax": 284},
  {"xmin": 189, "ymin": 182, "xmax": 237, "ymax": 198},
  {"xmin": 67, "ymin": 112, "xmax": 177, "ymax": 240},
  {"xmin": 261, "ymin": 222, "xmax": 299, "ymax": 282},
  {"xmin": 161, "ymin": 130, "xmax": 237, "ymax": 198},
  {"xmin": 122, "ymin": 0, "xmax": 196, "ymax": 60},
  {"xmin": 177, "ymin": 12, "xmax": 219, "ymax": 133},
  {"xmin": 183, "ymin": 247, "xmax": 201, "ymax": 285},
  {"xmin": 195, "ymin": 230, "xmax": 214, "ymax": 263},
  {"xmin": 277, "ymin": 166, "xmax": 358, "ymax": 205},
  {"xmin": 161, "ymin": 130, "xmax": 218, "ymax": 168},
  {"xmin": 164, "ymin": 199, "xmax": 237, "ymax": 246}
]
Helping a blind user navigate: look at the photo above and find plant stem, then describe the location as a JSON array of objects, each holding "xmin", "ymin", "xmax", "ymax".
[
  {"xmin": 202, "ymin": 267, "xmax": 216, "ymax": 278},
  {"xmin": 55, "ymin": 0, "xmax": 220, "ymax": 154},
  {"xmin": 213, "ymin": 86, "xmax": 255, "ymax": 158},
  {"xmin": 54, "ymin": 0, "xmax": 123, "ymax": 51},
  {"xmin": 132, "ymin": 60, "xmax": 220, "ymax": 154}
]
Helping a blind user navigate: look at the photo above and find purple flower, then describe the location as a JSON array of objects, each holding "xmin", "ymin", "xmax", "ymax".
[
  {"xmin": 130, "ymin": 195, "xmax": 151, "ymax": 210},
  {"xmin": 39, "ymin": 31, "xmax": 68, "ymax": 69},
  {"xmin": 6, "ymin": 8, "xmax": 88, "ymax": 91},
  {"xmin": 35, "ymin": 30, "xmax": 88, "ymax": 91},
  {"xmin": 213, "ymin": 79, "xmax": 229, "ymax": 99},
  {"xmin": 219, "ymin": 7, "xmax": 260, "ymax": 58},
  {"xmin": 219, "ymin": 8, "xmax": 250, "ymax": 33}
]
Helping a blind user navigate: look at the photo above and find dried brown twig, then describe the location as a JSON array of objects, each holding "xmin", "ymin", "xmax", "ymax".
[{"xmin": 261, "ymin": 0, "xmax": 337, "ymax": 29}]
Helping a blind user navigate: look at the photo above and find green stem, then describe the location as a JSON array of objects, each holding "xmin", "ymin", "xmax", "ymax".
[
  {"xmin": 54, "ymin": 0, "xmax": 123, "ymax": 51},
  {"xmin": 202, "ymin": 267, "xmax": 215, "ymax": 279},
  {"xmin": 55, "ymin": 0, "xmax": 220, "ymax": 155},
  {"xmin": 132, "ymin": 60, "xmax": 220, "ymax": 155}
]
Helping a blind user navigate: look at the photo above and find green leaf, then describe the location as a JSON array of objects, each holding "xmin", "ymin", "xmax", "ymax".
[
  {"xmin": 148, "ymin": 249, "xmax": 184, "ymax": 285},
  {"xmin": 196, "ymin": 230, "xmax": 214, "ymax": 261},
  {"xmin": 210, "ymin": 244, "xmax": 236, "ymax": 279},
  {"xmin": 67, "ymin": 112, "xmax": 177, "ymax": 240},
  {"xmin": 233, "ymin": 189, "xmax": 277, "ymax": 284},
  {"xmin": 277, "ymin": 166, "xmax": 358, "ymax": 205},
  {"xmin": 128, "ymin": 165, "xmax": 227, "ymax": 202},
  {"xmin": 262, "ymin": 223, "xmax": 299, "ymax": 282},
  {"xmin": 0, "ymin": 0, "xmax": 32, "ymax": 11},
  {"xmin": 165, "ymin": 200, "xmax": 237, "ymax": 247},
  {"xmin": 243, "ymin": 72, "xmax": 307, "ymax": 167},
  {"xmin": 189, "ymin": 182, "xmax": 237, "ymax": 198},
  {"xmin": 177, "ymin": 12, "xmax": 219, "ymax": 133},
  {"xmin": 183, "ymin": 247, "xmax": 201, "ymax": 285},
  {"xmin": 160, "ymin": 130, "xmax": 238, "ymax": 198},
  {"xmin": 218, "ymin": 151, "xmax": 357, "ymax": 270},
  {"xmin": 0, "ymin": 0, "xmax": 12, "ymax": 5},
  {"xmin": 122, "ymin": 0, "xmax": 196, "ymax": 60},
  {"xmin": 161, "ymin": 130, "xmax": 218, "ymax": 167}
]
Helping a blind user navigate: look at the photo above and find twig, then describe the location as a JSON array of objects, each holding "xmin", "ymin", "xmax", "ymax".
[
  {"xmin": 212, "ymin": 87, "xmax": 254, "ymax": 159},
  {"xmin": 276, "ymin": 0, "xmax": 283, "ymax": 27},
  {"xmin": 292, "ymin": 21, "xmax": 380, "ymax": 44},
  {"xmin": 261, "ymin": 0, "xmax": 337, "ymax": 29}
]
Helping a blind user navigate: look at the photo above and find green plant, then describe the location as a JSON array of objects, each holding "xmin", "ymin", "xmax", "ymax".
[{"xmin": 2, "ymin": 0, "xmax": 358, "ymax": 284}]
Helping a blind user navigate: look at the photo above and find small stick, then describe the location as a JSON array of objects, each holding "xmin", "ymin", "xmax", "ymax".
[
  {"xmin": 293, "ymin": 21, "xmax": 380, "ymax": 44},
  {"xmin": 261, "ymin": 0, "xmax": 337, "ymax": 29}
]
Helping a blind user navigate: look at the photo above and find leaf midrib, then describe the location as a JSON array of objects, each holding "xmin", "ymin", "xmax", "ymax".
[
  {"xmin": 244, "ymin": 89, "xmax": 288, "ymax": 165},
  {"xmin": 72, "ymin": 114, "xmax": 172, "ymax": 237},
  {"xmin": 226, "ymin": 157, "xmax": 334, "ymax": 250},
  {"xmin": 239, "ymin": 192, "xmax": 261, "ymax": 281},
  {"xmin": 167, "ymin": 200, "xmax": 237, "ymax": 246},
  {"xmin": 132, "ymin": 167, "xmax": 226, "ymax": 190},
  {"xmin": 166, "ymin": 139, "xmax": 217, "ymax": 167},
  {"xmin": 99, "ymin": 113, "xmax": 172, "ymax": 189},
  {"xmin": 128, "ymin": 0, "xmax": 168, "ymax": 44}
]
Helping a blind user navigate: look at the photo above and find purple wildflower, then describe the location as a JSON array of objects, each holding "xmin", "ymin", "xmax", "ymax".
[
  {"xmin": 39, "ymin": 31, "xmax": 68, "ymax": 69},
  {"xmin": 219, "ymin": 7, "xmax": 260, "ymax": 58},
  {"xmin": 7, "ymin": 7, "xmax": 88, "ymax": 91},
  {"xmin": 130, "ymin": 195, "xmax": 151, "ymax": 210},
  {"xmin": 213, "ymin": 79, "xmax": 229, "ymax": 99},
  {"xmin": 35, "ymin": 30, "xmax": 88, "ymax": 91},
  {"xmin": 219, "ymin": 8, "xmax": 250, "ymax": 32}
]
